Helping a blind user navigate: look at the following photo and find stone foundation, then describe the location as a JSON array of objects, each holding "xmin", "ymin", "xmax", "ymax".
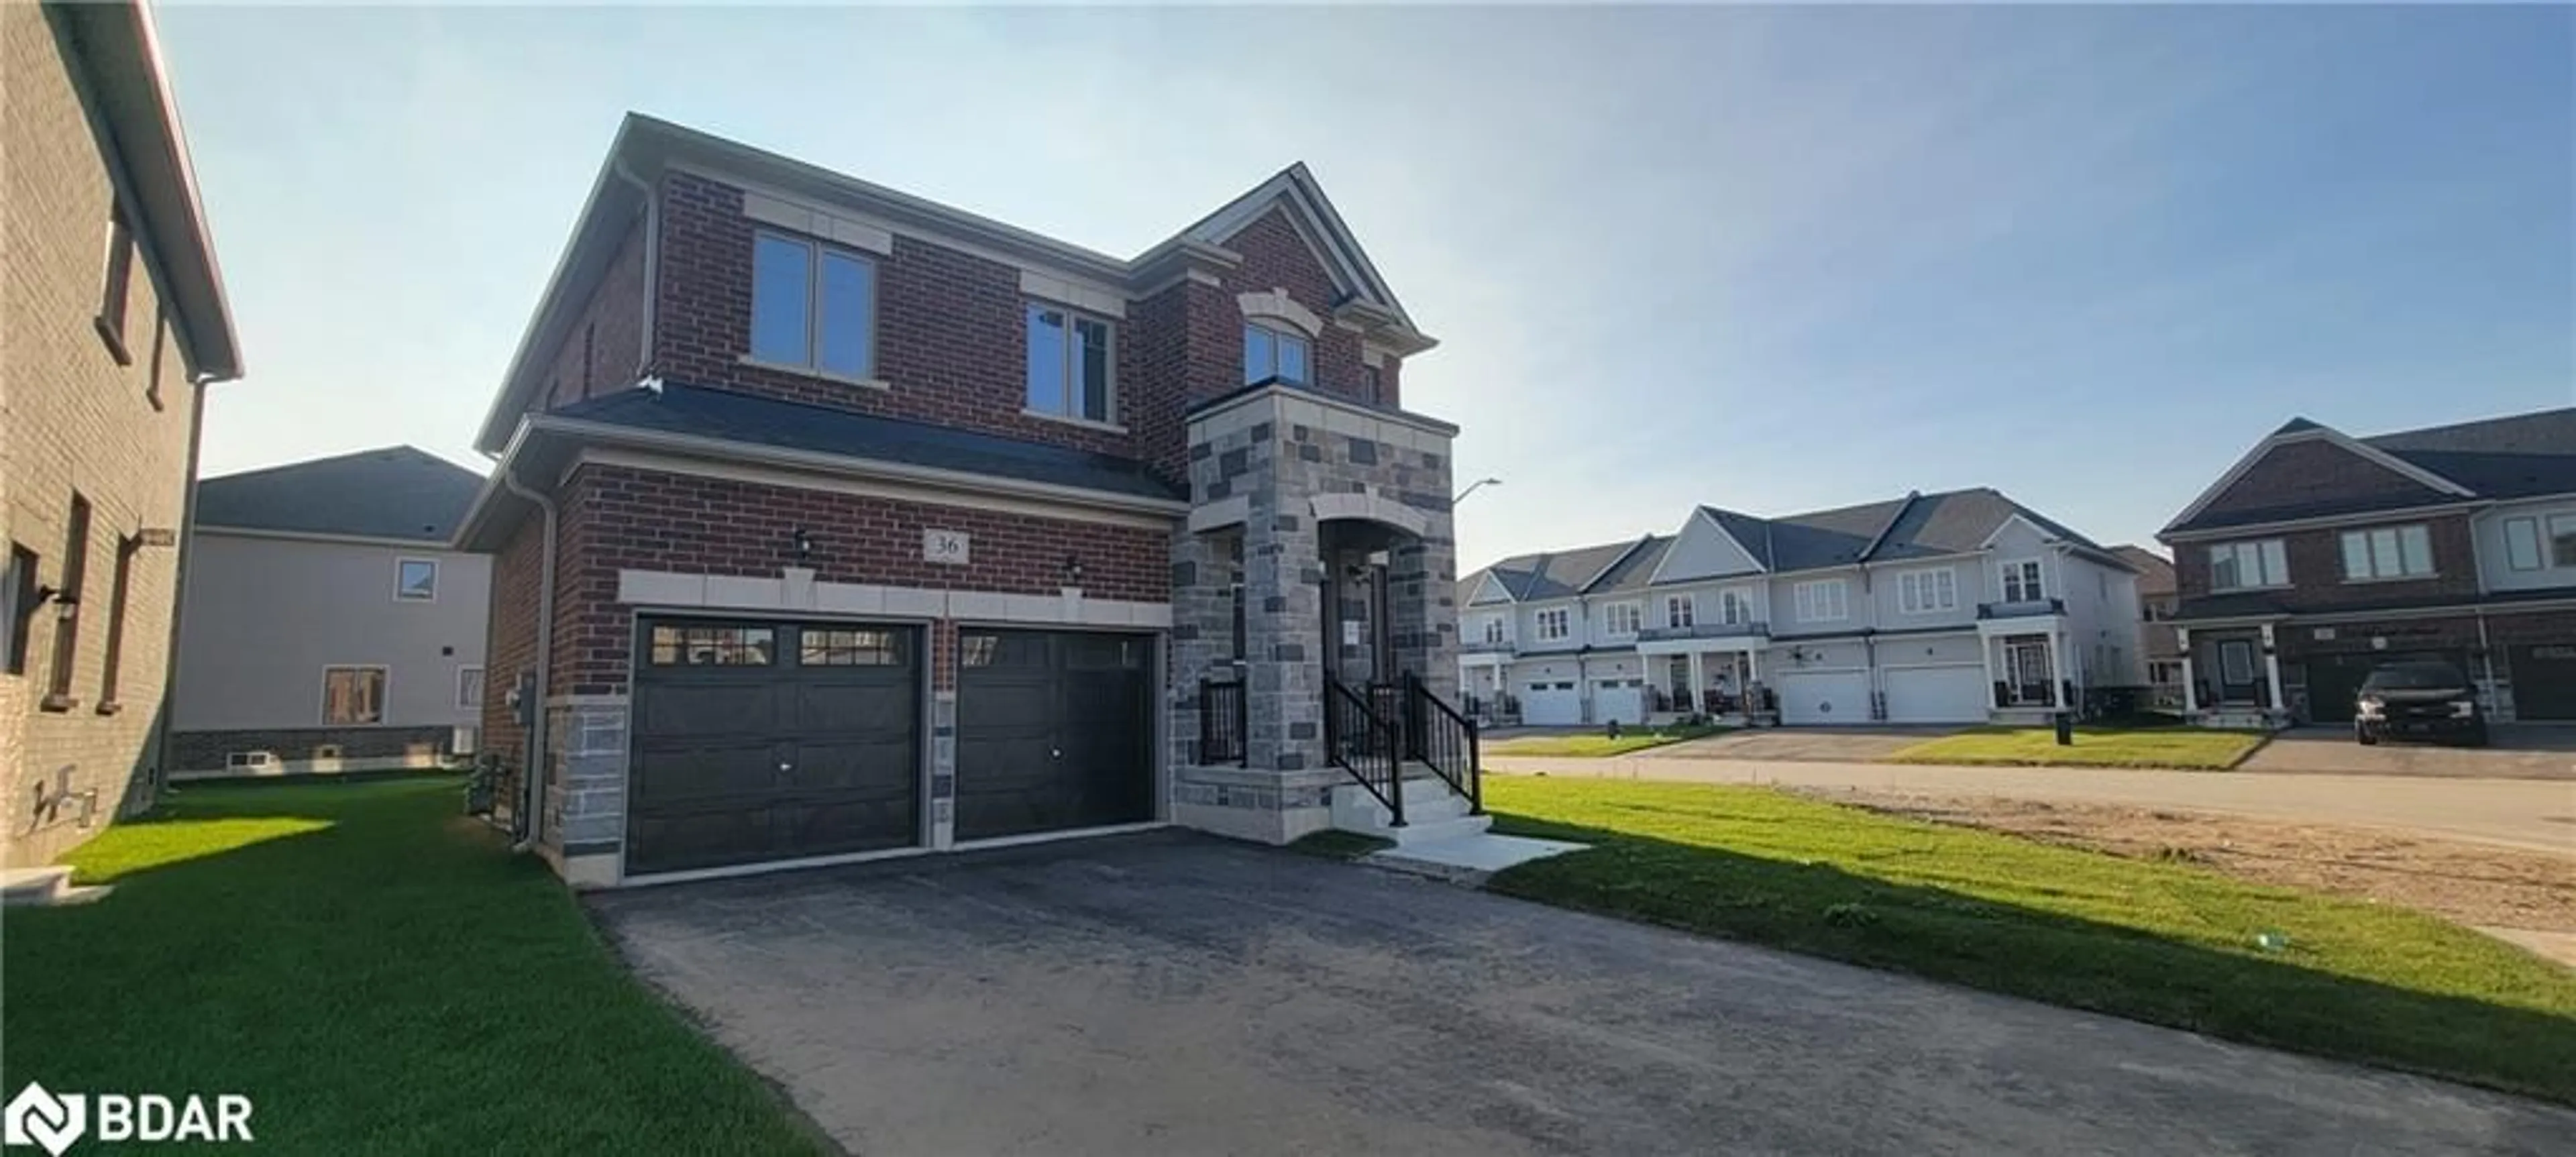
[
  {"xmin": 543, "ymin": 696, "xmax": 630, "ymax": 875},
  {"xmin": 1171, "ymin": 764, "xmax": 1339, "ymax": 844}
]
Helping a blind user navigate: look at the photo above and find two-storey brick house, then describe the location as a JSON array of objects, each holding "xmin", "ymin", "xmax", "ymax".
[
  {"xmin": 456, "ymin": 115, "xmax": 1466, "ymax": 887},
  {"xmin": 2159, "ymin": 408, "xmax": 2576, "ymax": 727},
  {"xmin": 3, "ymin": 0, "xmax": 243, "ymax": 871}
]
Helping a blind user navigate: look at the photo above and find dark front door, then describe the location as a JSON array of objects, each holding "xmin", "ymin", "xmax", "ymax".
[
  {"xmin": 2512, "ymin": 645, "xmax": 2576, "ymax": 720},
  {"xmin": 628, "ymin": 619, "xmax": 922, "ymax": 875},
  {"xmin": 2216, "ymin": 639, "xmax": 2259, "ymax": 703},
  {"xmin": 955, "ymin": 629, "xmax": 1155, "ymax": 841}
]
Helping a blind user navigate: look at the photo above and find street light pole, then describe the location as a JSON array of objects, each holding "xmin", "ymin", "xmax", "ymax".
[{"xmin": 1452, "ymin": 477, "xmax": 1503, "ymax": 506}]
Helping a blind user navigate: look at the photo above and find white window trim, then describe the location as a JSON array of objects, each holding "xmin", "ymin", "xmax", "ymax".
[
  {"xmin": 2209, "ymin": 539, "xmax": 2291, "ymax": 592},
  {"xmin": 1794, "ymin": 579, "xmax": 1847, "ymax": 623},
  {"xmin": 1666, "ymin": 594, "xmax": 1696, "ymax": 629},
  {"xmin": 1535, "ymin": 608, "xmax": 1570, "ymax": 642},
  {"xmin": 1717, "ymin": 588, "xmax": 1754, "ymax": 625},
  {"xmin": 320, "ymin": 664, "xmax": 389, "ymax": 726},
  {"xmin": 2504, "ymin": 516, "xmax": 2544, "ymax": 571},
  {"xmin": 1998, "ymin": 558, "xmax": 2045, "ymax": 603},
  {"xmin": 1023, "ymin": 300, "xmax": 1120, "ymax": 427},
  {"xmin": 1898, "ymin": 567, "xmax": 1957, "ymax": 615},
  {"xmin": 749, "ymin": 228, "xmax": 881, "ymax": 380},
  {"xmin": 1481, "ymin": 616, "xmax": 1505, "ymax": 644},
  {"xmin": 2339, "ymin": 525, "xmax": 2436, "ymax": 582},
  {"xmin": 395, "ymin": 557, "xmax": 438, "ymax": 602},
  {"xmin": 455, "ymin": 665, "xmax": 485, "ymax": 711},
  {"xmin": 2548, "ymin": 514, "xmax": 2576, "ymax": 569},
  {"xmin": 1603, "ymin": 601, "xmax": 1642, "ymax": 638}
]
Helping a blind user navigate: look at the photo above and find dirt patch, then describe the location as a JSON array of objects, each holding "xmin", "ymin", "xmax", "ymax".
[{"xmin": 1801, "ymin": 788, "xmax": 2576, "ymax": 960}]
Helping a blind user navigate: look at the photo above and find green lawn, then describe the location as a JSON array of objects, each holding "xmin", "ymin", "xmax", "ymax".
[
  {"xmin": 1483, "ymin": 777, "xmax": 2576, "ymax": 1103},
  {"xmin": 1485, "ymin": 724, "xmax": 1725, "ymax": 757},
  {"xmin": 0, "ymin": 777, "xmax": 828, "ymax": 1156},
  {"xmin": 1887, "ymin": 724, "xmax": 2268, "ymax": 769}
]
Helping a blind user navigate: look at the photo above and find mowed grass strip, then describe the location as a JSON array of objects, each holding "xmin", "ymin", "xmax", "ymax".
[
  {"xmin": 1485, "ymin": 724, "xmax": 1726, "ymax": 757},
  {"xmin": 1483, "ymin": 776, "xmax": 2576, "ymax": 1103},
  {"xmin": 0, "ymin": 777, "xmax": 828, "ymax": 1156},
  {"xmin": 1886, "ymin": 724, "xmax": 2268, "ymax": 769}
]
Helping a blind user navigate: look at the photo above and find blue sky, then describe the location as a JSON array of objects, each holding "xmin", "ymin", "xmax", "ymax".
[{"xmin": 156, "ymin": 4, "xmax": 2572, "ymax": 567}]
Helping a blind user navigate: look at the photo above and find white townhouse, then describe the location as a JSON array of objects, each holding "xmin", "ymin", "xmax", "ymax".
[{"xmin": 1459, "ymin": 488, "xmax": 2147, "ymax": 727}]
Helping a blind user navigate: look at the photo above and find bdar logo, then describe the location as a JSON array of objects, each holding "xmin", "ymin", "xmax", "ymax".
[{"xmin": 2, "ymin": 1083, "xmax": 85, "ymax": 1157}]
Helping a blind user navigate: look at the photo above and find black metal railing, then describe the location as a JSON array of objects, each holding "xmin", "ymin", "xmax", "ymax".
[
  {"xmin": 1198, "ymin": 678, "xmax": 1247, "ymax": 765},
  {"xmin": 1401, "ymin": 672, "xmax": 1482, "ymax": 815},
  {"xmin": 1324, "ymin": 675, "xmax": 1405, "ymax": 827}
]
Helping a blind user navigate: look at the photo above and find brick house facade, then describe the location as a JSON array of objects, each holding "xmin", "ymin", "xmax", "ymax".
[
  {"xmin": 2, "ymin": 1, "xmax": 242, "ymax": 868},
  {"xmin": 457, "ymin": 114, "xmax": 1458, "ymax": 886},
  {"xmin": 2158, "ymin": 411, "xmax": 2576, "ymax": 727}
]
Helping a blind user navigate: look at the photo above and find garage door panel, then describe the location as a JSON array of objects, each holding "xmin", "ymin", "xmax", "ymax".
[
  {"xmin": 629, "ymin": 618, "xmax": 923, "ymax": 875},
  {"xmin": 1779, "ymin": 671, "xmax": 1870, "ymax": 725},
  {"xmin": 957, "ymin": 630, "xmax": 1155, "ymax": 842},
  {"xmin": 1884, "ymin": 666, "xmax": 1988, "ymax": 724},
  {"xmin": 2512, "ymin": 645, "xmax": 2576, "ymax": 720}
]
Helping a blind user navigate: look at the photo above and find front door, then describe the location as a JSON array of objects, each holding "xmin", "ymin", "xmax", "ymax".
[
  {"xmin": 2218, "ymin": 639, "xmax": 2259, "ymax": 703},
  {"xmin": 2006, "ymin": 641, "xmax": 2052, "ymax": 705}
]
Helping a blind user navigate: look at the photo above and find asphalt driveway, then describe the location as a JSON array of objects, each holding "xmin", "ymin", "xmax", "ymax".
[
  {"xmin": 589, "ymin": 832, "xmax": 2570, "ymax": 1156},
  {"xmin": 2243, "ymin": 725, "xmax": 2576, "ymax": 779}
]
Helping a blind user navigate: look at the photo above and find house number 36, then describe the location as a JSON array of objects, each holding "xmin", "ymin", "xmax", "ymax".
[{"xmin": 922, "ymin": 530, "xmax": 971, "ymax": 566}]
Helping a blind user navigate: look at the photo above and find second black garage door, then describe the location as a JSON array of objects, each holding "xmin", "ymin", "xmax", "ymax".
[
  {"xmin": 2511, "ymin": 644, "xmax": 2576, "ymax": 721},
  {"xmin": 628, "ymin": 619, "xmax": 922, "ymax": 875},
  {"xmin": 956, "ymin": 629, "xmax": 1155, "ymax": 841}
]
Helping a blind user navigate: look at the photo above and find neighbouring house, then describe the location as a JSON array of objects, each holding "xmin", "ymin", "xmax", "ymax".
[
  {"xmin": 1, "ymin": 0, "xmax": 242, "ymax": 869},
  {"xmin": 2158, "ymin": 408, "xmax": 2576, "ymax": 728},
  {"xmin": 1460, "ymin": 489, "xmax": 2147, "ymax": 728},
  {"xmin": 2114, "ymin": 545, "xmax": 2184, "ymax": 709},
  {"xmin": 168, "ymin": 447, "xmax": 490, "ymax": 777},
  {"xmin": 454, "ymin": 113, "xmax": 1462, "ymax": 887}
]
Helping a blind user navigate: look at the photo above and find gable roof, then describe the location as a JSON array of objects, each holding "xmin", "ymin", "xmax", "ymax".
[
  {"xmin": 2111, "ymin": 545, "xmax": 2176, "ymax": 596},
  {"xmin": 48, "ymin": 1, "xmax": 241, "ymax": 381},
  {"xmin": 1585, "ymin": 537, "xmax": 1672, "ymax": 597},
  {"xmin": 475, "ymin": 114, "xmax": 1433, "ymax": 453},
  {"xmin": 1696, "ymin": 506, "xmax": 1777, "ymax": 571},
  {"xmin": 2362, "ymin": 407, "xmax": 2576, "ymax": 502},
  {"xmin": 1654, "ymin": 489, "xmax": 2118, "ymax": 581},
  {"xmin": 2162, "ymin": 414, "xmax": 2486, "ymax": 535},
  {"xmin": 1511, "ymin": 539, "xmax": 1646, "ymax": 602},
  {"xmin": 197, "ymin": 447, "xmax": 483, "ymax": 543}
]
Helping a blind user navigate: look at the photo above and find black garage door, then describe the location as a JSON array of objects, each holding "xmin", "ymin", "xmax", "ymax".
[
  {"xmin": 955, "ymin": 629, "xmax": 1155, "ymax": 841},
  {"xmin": 628, "ymin": 619, "xmax": 921, "ymax": 875},
  {"xmin": 2511, "ymin": 645, "xmax": 2576, "ymax": 721}
]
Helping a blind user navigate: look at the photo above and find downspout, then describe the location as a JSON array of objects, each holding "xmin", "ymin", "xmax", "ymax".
[
  {"xmin": 500, "ymin": 465, "xmax": 559, "ymax": 853},
  {"xmin": 152, "ymin": 374, "xmax": 217, "ymax": 800},
  {"xmin": 609, "ymin": 158, "xmax": 657, "ymax": 380}
]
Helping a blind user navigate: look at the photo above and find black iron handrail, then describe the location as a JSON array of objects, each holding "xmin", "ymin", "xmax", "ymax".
[
  {"xmin": 1401, "ymin": 672, "xmax": 1483, "ymax": 816},
  {"xmin": 1198, "ymin": 678, "xmax": 1246, "ymax": 765},
  {"xmin": 1324, "ymin": 675, "xmax": 1404, "ymax": 827}
]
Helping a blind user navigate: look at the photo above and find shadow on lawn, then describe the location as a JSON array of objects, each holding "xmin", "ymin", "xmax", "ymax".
[{"xmin": 1486, "ymin": 813, "xmax": 2576, "ymax": 1108}]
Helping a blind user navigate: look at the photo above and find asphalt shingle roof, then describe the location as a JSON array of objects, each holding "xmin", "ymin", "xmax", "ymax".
[
  {"xmin": 2169, "ymin": 408, "xmax": 2576, "ymax": 534},
  {"xmin": 1584, "ymin": 536, "xmax": 1670, "ymax": 596},
  {"xmin": 197, "ymin": 447, "xmax": 484, "ymax": 543},
  {"xmin": 551, "ymin": 383, "xmax": 1187, "ymax": 502},
  {"xmin": 2112, "ymin": 545, "xmax": 2176, "ymax": 596}
]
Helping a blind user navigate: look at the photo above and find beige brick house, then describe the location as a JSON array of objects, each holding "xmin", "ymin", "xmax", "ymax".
[{"xmin": 3, "ymin": 0, "xmax": 242, "ymax": 867}]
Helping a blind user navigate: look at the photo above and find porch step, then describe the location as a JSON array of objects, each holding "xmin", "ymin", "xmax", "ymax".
[
  {"xmin": 1, "ymin": 866, "xmax": 110, "ymax": 907},
  {"xmin": 1329, "ymin": 764, "xmax": 1477, "ymax": 838},
  {"xmin": 1362, "ymin": 833, "xmax": 1589, "ymax": 885}
]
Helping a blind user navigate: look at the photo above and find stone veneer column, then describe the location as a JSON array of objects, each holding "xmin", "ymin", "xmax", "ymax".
[
  {"xmin": 1167, "ymin": 529, "xmax": 1238, "ymax": 765},
  {"xmin": 1237, "ymin": 439, "xmax": 1325, "ymax": 778},
  {"xmin": 545, "ymin": 694, "xmax": 629, "ymax": 887}
]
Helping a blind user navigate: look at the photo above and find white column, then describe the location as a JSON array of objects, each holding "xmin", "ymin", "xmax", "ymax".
[
  {"xmin": 1686, "ymin": 651, "xmax": 1705, "ymax": 713},
  {"xmin": 2178, "ymin": 628, "xmax": 2198, "ymax": 714},
  {"xmin": 2261, "ymin": 622, "xmax": 2285, "ymax": 716},
  {"xmin": 2046, "ymin": 630, "xmax": 2067, "ymax": 709},
  {"xmin": 1979, "ymin": 632, "xmax": 1998, "ymax": 710}
]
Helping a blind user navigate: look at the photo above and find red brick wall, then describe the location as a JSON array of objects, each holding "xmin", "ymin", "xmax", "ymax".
[
  {"xmin": 553, "ymin": 463, "xmax": 1172, "ymax": 695},
  {"xmin": 2173, "ymin": 514, "xmax": 2480, "ymax": 611},
  {"xmin": 480, "ymin": 511, "xmax": 545, "ymax": 760},
  {"xmin": 2193, "ymin": 439, "xmax": 2449, "ymax": 526},
  {"xmin": 537, "ymin": 213, "xmax": 646, "ymax": 410},
  {"xmin": 651, "ymin": 172, "xmax": 1145, "ymax": 459},
  {"xmin": 1202, "ymin": 206, "xmax": 1397, "ymax": 408}
]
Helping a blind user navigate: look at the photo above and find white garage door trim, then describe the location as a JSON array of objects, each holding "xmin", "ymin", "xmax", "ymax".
[
  {"xmin": 1882, "ymin": 663, "xmax": 1990, "ymax": 724},
  {"xmin": 1776, "ymin": 669, "xmax": 1871, "ymax": 726},
  {"xmin": 1593, "ymin": 679, "xmax": 1645, "ymax": 725},
  {"xmin": 1521, "ymin": 681, "xmax": 1582, "ymax": 726}
]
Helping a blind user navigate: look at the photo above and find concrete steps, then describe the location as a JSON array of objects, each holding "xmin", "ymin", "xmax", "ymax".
[
  {"xmin": 1329, "ymin": 765, "xmax": 1489, "ymax": 846},
  {"xmin": 1, "ymin": 866, "xmax": 111, "ymax": 907}
]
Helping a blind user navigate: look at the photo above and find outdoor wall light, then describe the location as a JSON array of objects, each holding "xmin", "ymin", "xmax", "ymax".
[
  {"xmin": 792, "ymin": 527, "xmax": 815, "ymax": 561},
  {"xmin": 1062, "ymin": 555, "xmax": 1084, "ymax": 585}
]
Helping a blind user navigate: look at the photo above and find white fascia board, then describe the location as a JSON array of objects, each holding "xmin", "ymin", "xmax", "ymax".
[{"xmin": 2163, "ymin": 425, "xmax": 2477, "ymax": 535}]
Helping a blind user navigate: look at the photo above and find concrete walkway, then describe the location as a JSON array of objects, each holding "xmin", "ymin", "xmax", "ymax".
[
  {"xmin": 592, "ymin": 832, "xmax": 2573, "ymax": 1156},
  {"xmin": 1488, "ymin": 754, "xmax": 2576, "ymax": 857}
]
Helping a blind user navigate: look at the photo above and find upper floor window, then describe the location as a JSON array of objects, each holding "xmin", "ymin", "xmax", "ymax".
[
  {"xmin": 1666, "ymin": 594, "xmax": 1695, "ymax": 629},
  {"xmin": 96, "ymin": 205, "xmax": 136, "ymax": 363},
  {"xmin": 1717, "ymin": 588, "xmax": 1754, "ymax": 624},
  {"xmin": 1244, "ymin": 324, "xmax": 1310, "ymax": 386},
  {"xmin": 1481, "ymin": 616, "xmax": 1505, "ymax": 644},
  {"xmin": 1535, "ymin": 608, "xmax": 1570, "ymax": 641},
  {"xmin": 2340, "ymin": 525, "xmax": 2433, "ymax": 582},
  {"xmin": 2504, "ymin": 518, "xmax": 2543, "ymax": 571},
  {"xmin": 751, "ymin": 232, "xmax": 875, "ymax": 379},
  {"xmin": 2552, "ymin": 514, "xmax": 2576, "ymax": 569},
  {"xmin": 1026, "ymin": 304, "xmax": 1114, "ymax": 423},
  {"xmin": 1360, "ymin": 364, "xmax": 1383, "ymax": 403},
  {"xmin": 2210, "ymin": 539, "xmax": 2289, "ymax": 591},
  {"xmin": 1793, "ymin": 578, "xmax": 1847, "ymax": 622},
  {"xmin": 1604, "ymin": 602, "xmax": 1642, "ymax": 637},
  {"xmin": 396, "ymin": 558, "xmax": 438, "ymax": 602},
  {"xmin": 2000, "ymin": 559, "xmax": 2043, "ymax": 603},
  {"xmin": 1899, "ymin": 568, "xmax": 1957, "ymax": 614}
]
